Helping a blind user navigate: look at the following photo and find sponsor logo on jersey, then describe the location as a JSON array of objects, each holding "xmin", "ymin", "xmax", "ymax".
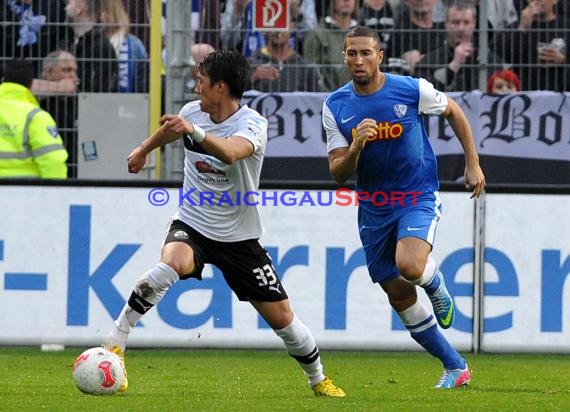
[
  {"xmin": 351, "ymin": 121, "xmax": 403, "ymax": 142},
  {"xmin": 195, "ymin": 159, "xmax": 226, "ymax": 175}
]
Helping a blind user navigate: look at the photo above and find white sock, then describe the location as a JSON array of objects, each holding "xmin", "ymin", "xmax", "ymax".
[
  {"xmin": 274, "ymin": 315, "xmax": 325, "ymax": 386},
  {"xmin": 398, "ymin": 299, "xmax": 436, "ymax": 332},
  {"xmin": 412, "ymin": 255, "xmax": 437, "ymax": 287},
  {"xmin": 107, "ymin": 263, "xmax": 179, "ymax": 350},
  {"xmin": 106, "ymin": 322, "xmax": 129, "ymax": 351},
  {"xmin": 139, "ymin": 262, "xmax": 180, "ymax": 305}
]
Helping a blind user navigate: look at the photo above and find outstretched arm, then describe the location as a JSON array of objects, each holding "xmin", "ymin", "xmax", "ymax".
[
  {"xmin": 126, "ymin": 116, "xmax": 185, "ymax": 173},
  {"xmin": 442, "ymin": 97, "xmax": 486, "ymax": 198}
]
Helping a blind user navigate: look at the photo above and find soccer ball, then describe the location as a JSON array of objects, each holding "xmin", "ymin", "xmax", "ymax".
[{"xmin": 72, "ymin": 347, "xmax": 125, "ymax": 395}]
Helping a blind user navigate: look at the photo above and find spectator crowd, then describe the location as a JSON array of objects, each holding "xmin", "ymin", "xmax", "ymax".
[{"xmin": 1, "ymin": 0, "xmax": 568, "ymax": 179}]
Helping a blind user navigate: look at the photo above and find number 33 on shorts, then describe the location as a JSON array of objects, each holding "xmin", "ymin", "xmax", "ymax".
[{"xmin": 253, "ymin": 264, "xmax": 281, "ymax": 293}]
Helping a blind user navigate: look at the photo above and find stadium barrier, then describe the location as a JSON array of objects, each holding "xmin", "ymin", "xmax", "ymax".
[
  {"xmin": 70, "ymin": 90, "xmax": 570, "ymax": 184},
  {"xmin": 1, "ymin": 180, "xmax": 568, "ymax": 353}
]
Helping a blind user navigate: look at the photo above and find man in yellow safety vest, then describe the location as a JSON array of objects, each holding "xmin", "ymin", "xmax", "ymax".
[{"xmin": 0, "ymin": 59, "xmax": 68, "ymax": 179}]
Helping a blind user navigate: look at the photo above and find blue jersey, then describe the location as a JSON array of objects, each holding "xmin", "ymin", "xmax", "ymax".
[{"xmin": 324, "ymin": 74, "xmax": 448, "ymax": 214}]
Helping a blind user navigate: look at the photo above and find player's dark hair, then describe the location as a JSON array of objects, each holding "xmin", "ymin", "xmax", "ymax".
[
  {"xmin": 198, "ymin": 49, "xmax": 250, "ymax": 99},
  {"xmin": 2, "ymin": 59, "xmax": 34, "ymax": 88},
  {"xmin": 344, "ymin": 26, "xmax": 382, "ymax": 51}
]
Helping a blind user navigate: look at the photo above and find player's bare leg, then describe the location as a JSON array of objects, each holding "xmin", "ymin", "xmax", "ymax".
[{"xmin": 397, "ymin": 238, "xmax": 455, "ymax": 328}]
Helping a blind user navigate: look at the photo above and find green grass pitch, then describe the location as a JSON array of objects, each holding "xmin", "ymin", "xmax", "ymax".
[{"xmin": 1, "ymin": 348, "xmax": 569, "ymax": 411}]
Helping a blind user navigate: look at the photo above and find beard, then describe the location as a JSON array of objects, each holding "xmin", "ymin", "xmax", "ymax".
[{"xmin": 352, "ymin": 74, "xmax": 372, "ymax": 86}]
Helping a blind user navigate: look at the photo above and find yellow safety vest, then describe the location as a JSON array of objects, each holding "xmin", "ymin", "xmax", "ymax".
[{"xmin": 0, "ymin": 82, "xmax": 68, "ymax": 179}]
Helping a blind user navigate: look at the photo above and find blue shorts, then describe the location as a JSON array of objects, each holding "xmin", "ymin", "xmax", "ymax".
[{"xmin": 358, "ymin": 191, "xmax": 442, "ymax": 283}]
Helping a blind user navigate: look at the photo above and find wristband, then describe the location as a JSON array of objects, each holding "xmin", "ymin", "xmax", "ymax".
[{"xmin": 191, "ymin": 125, "xmax": 207, "ymax": 143}]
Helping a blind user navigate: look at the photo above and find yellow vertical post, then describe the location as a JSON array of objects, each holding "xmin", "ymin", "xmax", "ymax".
[{"xmin": 149, "ymin": 0, "xmax": 163, "ymax": 179}]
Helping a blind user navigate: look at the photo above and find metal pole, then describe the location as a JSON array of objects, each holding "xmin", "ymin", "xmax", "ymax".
[
  {"xmin": 164, "ymin": 0, "xmax": 192, "ymax": 180},
  {"xmin": 149, "ymin": 0, "xmax": 163, "ymax": 179},
  {"xmin": 472, "ymin": 192, "xmax": 486, "ymax": 353},
  {"xmin": 473, "ymin": 1, "xmax": 488, "ymax": 352},
  {"xmin": 477, "ymin": 0, "xmax": 489, "ymax": 91}
]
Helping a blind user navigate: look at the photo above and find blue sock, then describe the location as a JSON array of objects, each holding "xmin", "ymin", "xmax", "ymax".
[
  {"xmin": 399, "ymin": 300, "xmax": 465, "ymax": 370},
  {"xmin": 411, "ymin": 326, "xmax": 465, "ymax": 370}
]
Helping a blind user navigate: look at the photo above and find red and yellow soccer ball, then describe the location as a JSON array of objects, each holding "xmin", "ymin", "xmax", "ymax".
[{"xmin": 72, "ymin": 347, "xmax": 125, "ymax": 395}]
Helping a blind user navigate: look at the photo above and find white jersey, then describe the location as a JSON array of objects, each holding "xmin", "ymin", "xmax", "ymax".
[{"xmin": 173, "ymin": 101, "xmax": 268, "ymax": 242}]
